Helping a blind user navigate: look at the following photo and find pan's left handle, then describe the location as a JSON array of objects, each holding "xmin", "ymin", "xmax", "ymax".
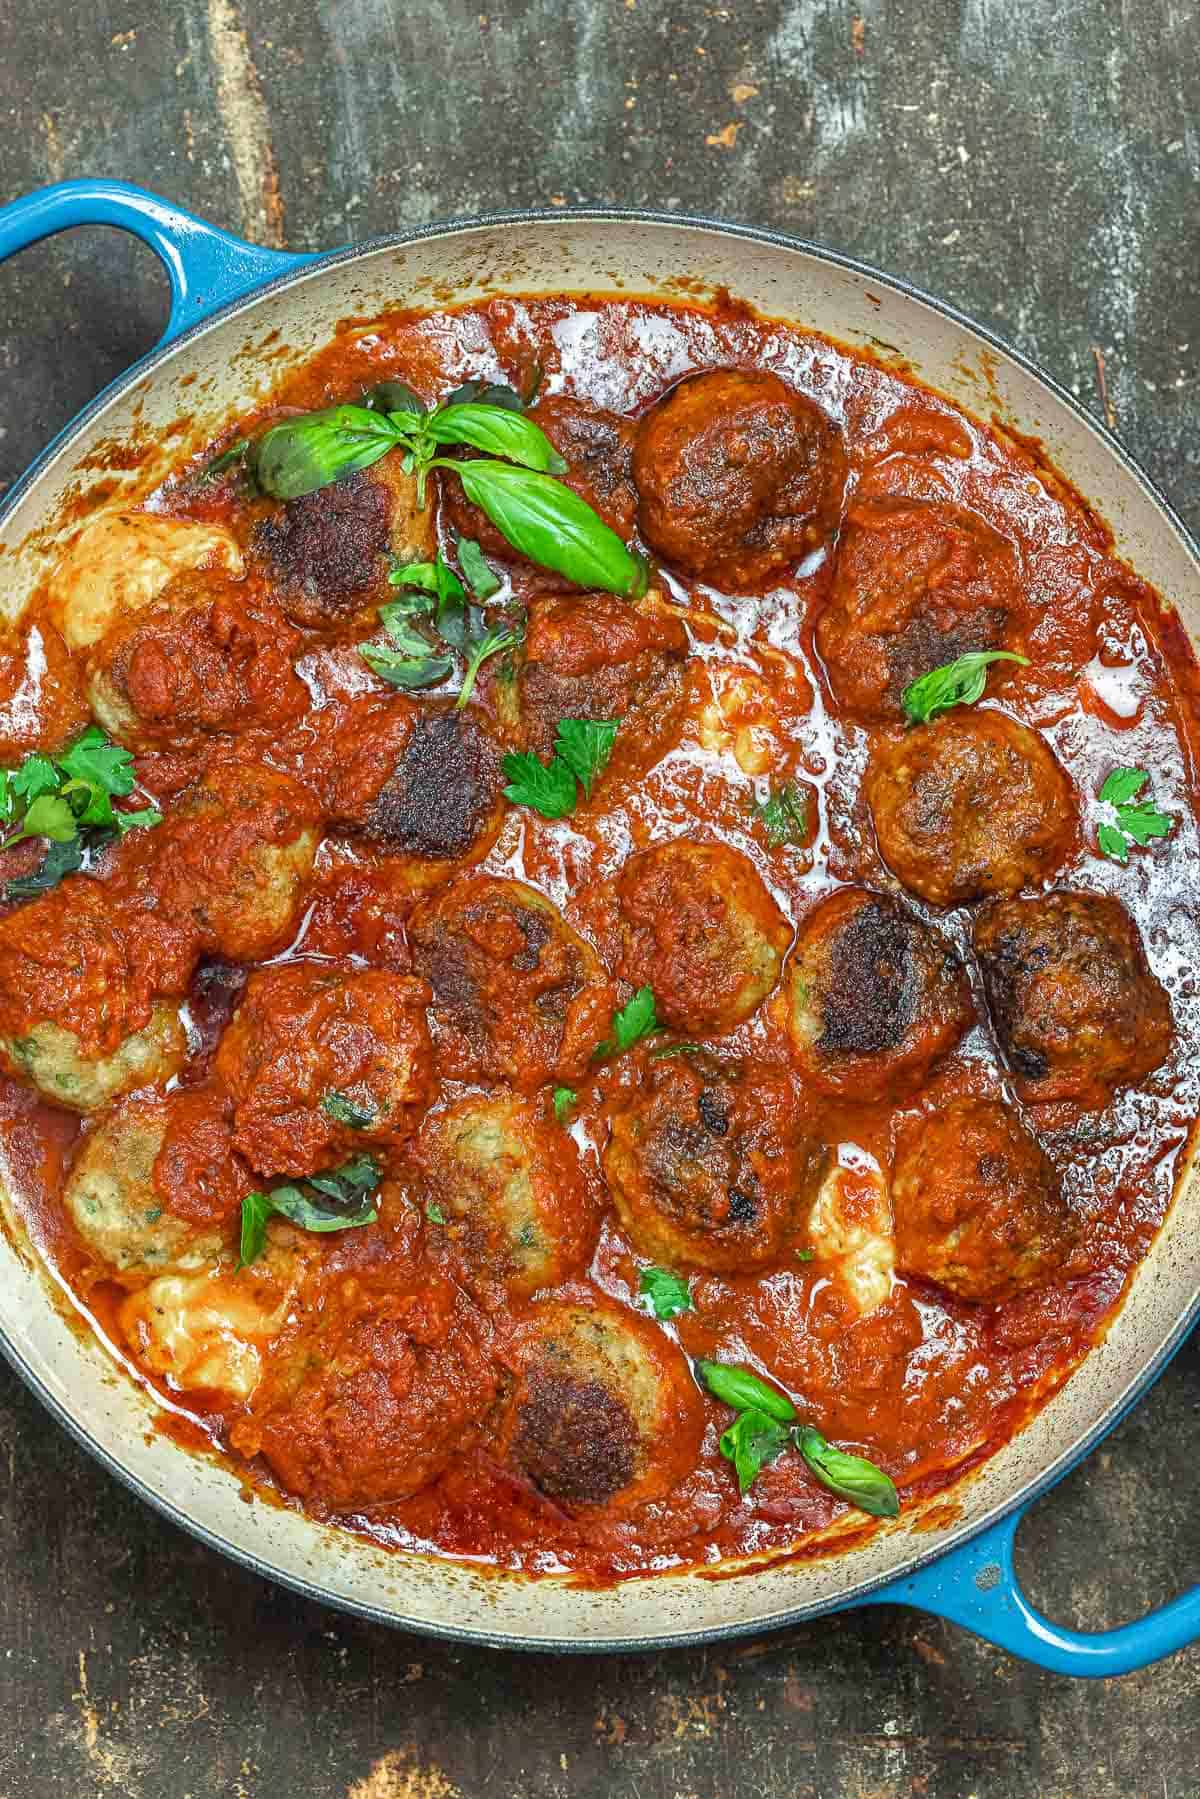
[{"xmin": 0, "ymin": 178, "xmax": 316, "ymax": 341}]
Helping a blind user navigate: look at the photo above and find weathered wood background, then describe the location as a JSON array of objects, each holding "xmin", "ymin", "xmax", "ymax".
[{"xmin": 0, "ymin": 3, "xmax": 1197, "ymax": 1794}]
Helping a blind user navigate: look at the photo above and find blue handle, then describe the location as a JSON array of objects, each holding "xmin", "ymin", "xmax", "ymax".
[
  {"xmin": 870, "ymin": 1503, "xmax": 1200, "ymax": 1676},
  {"xmin": 0, "ymin": 178, "xmax": 315, "ymax": 341}
]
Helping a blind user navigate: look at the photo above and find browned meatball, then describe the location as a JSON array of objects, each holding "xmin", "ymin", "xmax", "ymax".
[
  {"xmin": 604, "ymin": 1054, "xmax": 822, "ymax": 1272},
  {"xmin": 441, "ymin": 394, "xmax": 638, "ymax": 582},
  {"xmin": 408, "ymin": 876, "xmax": 619, "ymax": 1090},
  {"xmin": 974, "ymin": 890, "xmax": 1172, "ymax": 1107},
  {"xmin": 816, "ymin": 498, "xmax": 1026, "ymax": 722},
  {"xmin": 317, "ymin": 695, "xmax": 505, "ymax": 862},
  {"xmin": 517, "ymin": 590, "xmax": 687, "ymax": 759},
  {"xmin": 776, "ymin": 887, "xmax": 973, "ymax": 1100},
  {"xmin": 632, "ymin": 369, "xmax": 846, "ymax": 592},
  {"xmin": 894, "ymin": 1098, "xmax": 1074, "ymax": 1303},
  {"xmin": 492, "ymin": 1294, "xmax": 704, "ymax": 1516},
  {"xmin": 614, "ymin": 839, "xmax": 792, "ymax": 1035},
  {"xmin": 865, "ymin": 712, "xmax": 1077, "ymax": 906}
]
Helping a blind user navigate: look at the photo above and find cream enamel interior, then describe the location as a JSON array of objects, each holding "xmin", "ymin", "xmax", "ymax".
[{"xmin": 0, "ymin": 215, "xmax": 1197, "ymax": 1647}]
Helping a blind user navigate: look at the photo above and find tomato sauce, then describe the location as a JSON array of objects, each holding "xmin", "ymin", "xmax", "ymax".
[{"xmin": 0, "ymin": 290, "xmax": 1197, "ymax": 1581}]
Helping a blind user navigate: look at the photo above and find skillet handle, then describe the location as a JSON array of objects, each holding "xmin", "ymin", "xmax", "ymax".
[
  {"xmin": 0, "ymin": 178, "xmax": 313, "ymax": 341},
  {"xmin": 869, "ymin": 1504, "xmax": 1200, "ymax": 1676}
]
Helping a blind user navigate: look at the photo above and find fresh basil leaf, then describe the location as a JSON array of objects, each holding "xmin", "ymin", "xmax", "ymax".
[
  {"xmin": 553, "ymin": 1086, "xmax": 576, "ymax": 1124},
  {"xmin": 594, "ymin": 986, "xmax": 660, "ymax": 1060},
  {"xmin": 433, "ymin": 554, "xmax": 469, "ymax": 645},
  {"xmin": 753, "ymin": 781, "xmax": 808, "ymax": 848},
  {"xmin": 114, "ymin": 806, "xmax": 163, "ymax": 834},
  {"xmin": 501, "ymin": 749, "xmax": 578, "ymax": 819},
  {"xmin": 425, "ymin": 1200, "xmax": 447, "ymax": 1224},
  {"xmin": 554, "ymin": 718, "xmax": 619, "ymax": 797},
  {"xmin": 238, "ymin": 1190, "xmax": 273, "ymax": 1268},
  {"xmin": 441, "ymin": 378, "xmax": 525, "ymax": 412},
  {"xmin": 457, "ymin": 621, "xmax": 524, "ymax": 711},
  {"xmin": 307, "ymin": 1153, "xmax": 381, "ymax": 1198},
  {"xmin": 3, "ymin": 833, "xmax": 85, "ymax": 900},
  {"xmin": 639, "ymin": 1266, "xmax": 693, "ymax": 1321},
  {"xmin": 255, "ymin": 404, "xmax": 406, "ymax": 500},
  {"xmin": 430, "ymin": 404, "xmax": 568, "ymax": 474},
  {"xmin": 794, "ymin": 1424, "xmax": 900, "ymax": 1518},
  {"xmin": 436, "ymin": 459, "xmax": 649, "ymax": 598},
  {"xmin": 720, "ymin": 1407, "xmax": 791, "ymax": 1496},
  {"xmin": 320, "ymin": 1091, "xmax": 378, "ymax": 1129},
  {"xmin": 362, "ymin": 609, "xmax": 454, "ymax": 690},
  {"xmin": 267, "ymin": 1184, "xmax": 379, "ymax": 1233},
  {"xmin": 901, "ymin": 650, "xmax": 1030, "ymax": 725},
  {"xmin": 694, "ymin": 1359, "xmax": 796, "ymax": 1422},
  {"xmin": 10, "ymin": 754, "xmax": 60, "ymax": 803},
  {"xmin": 388, "ymin": 561, "xmax": 440, "ymax": 594},
  {"xmin": 1096, "ymin": 765, "xmax": 1174, "ymax": 862},
  {"xmin": 456, "ymin": 536, "xmax": 501, "ymax": 601},
  {"xmin": 1099, "ymin": 766, "xmax": 1149, "ymax": 807},
  {"xmin": 239, "ymin": 1154, "xmax": 383, "ymax": 1267},
  {"xmin": 362, "ymin": 380, "xmax": 425, "ymax": 416}
]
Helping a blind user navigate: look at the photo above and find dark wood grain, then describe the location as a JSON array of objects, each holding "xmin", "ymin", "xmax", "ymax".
[{"xmin": 0, "ymin": 2, "xmax": 1197, "ymax": 1793}]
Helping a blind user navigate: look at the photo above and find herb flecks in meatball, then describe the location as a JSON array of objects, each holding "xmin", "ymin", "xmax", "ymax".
[
  {"xmin": 894, "ymin": 1098, "xmax": 1074, "ymax": 1303},
  {"xmin": 817, "ymin": 499, "xmax": 1025, "ymax": 722},
  {"xmin": 604, "ymin": 1055, "xmax": 821, "ymax": 1272},
  {"xmin": 778, "ymin": 887, "xmax": 973, "ymax": 1100},
  {"xmin": 866, "ymin": 711, "xmax": 1077, "ymax": 906},
  {"xmin": 615, "ymin": 839, "xmax": 791, "ymax": 1035},
  {"xmin": 633, "ymin": 368, "xmax": 847, "ymax": 592},
  {"xmin": 974, "ymin": 890, "xmax": 1172, "ymax": 1107}
]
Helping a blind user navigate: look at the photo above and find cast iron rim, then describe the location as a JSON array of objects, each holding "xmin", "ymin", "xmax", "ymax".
[{"xmin": 0, "ymin": 204, "xmax": 1197, "ymax": 1653}]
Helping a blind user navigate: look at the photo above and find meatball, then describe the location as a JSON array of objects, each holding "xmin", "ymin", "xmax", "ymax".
[
  {"xmin": 318, "ymin": 696, "xmax": 505, "ymax": 862},
  {"xmin": 515, "ymin": 588, "xmax": 687, "ymax": 761},
  {"xmin": 214, "ymin": 961, "xmax": 435, "ymax": 1178},
  {"xmin": 604, "ymin": 1055, "xmax": 821, "ymax": 1272},
  {"xmin": 441, "ymin": 394, "xmax": 638, "ymax": 581},
  {"xmin": 409, "ymin": 876, "xmax": 619, "ymax": 1090},
  {"xmin": 415, "ymin": 1093, "xmax": 597, "ymax": 1302},
  {"xmin": 493, "ymin": 1293, "xmax": 704, "ymax": 1515},
  {"xmin": 614, "ymin": 839, "xmax": 791, "ymax": 1035},
  {"xmin": 64, "ymin": 1092, "xmax": 243, "ymax": 1278},
  {"xmin": 777, "ymin": 887, "xmax": 973, "ymax": 1100},
  {"xmin": 0, "ymin": 879, "xmax": 192, "ymax": 1112},
  {"xmin": 865, "ymin": 712, "xmax": 1077, "ymax": 907},
  {"xmin": 47, "ymin": 509, "xmax": 244, "ymax": 652},
  {"xmin": 253, "ymin": 453, "xmax": 434, "ymax": 629},
  {"xmin": 231, "ymin": 1249, "xmax": 499, "ymax": 1508},
  {"xmin": 893, "ymin": 1098, "xmax": 1074, "ymax": 1303},
  {"xmin": 134, "ymin": 762, "xmax": 320, "ymax": 962},
  {"xmin": 86, "ymin": 571, "xmax": 309, "ymax": 750},
  {"xmin": 973, "ymin": 890, "xmax": 1172, "ymax": 1107},
  {"xmin": 632, "ymin": 369, "xmax": 847, "ymax": 592},
  {"xmin": 816, "ymin": 498, "xmax": 1025, "ymax": 722}
]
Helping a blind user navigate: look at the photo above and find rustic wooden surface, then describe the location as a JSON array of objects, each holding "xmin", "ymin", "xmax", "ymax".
[{"xmin": 0, "ymin": 3, "xmax": 1198, "ymax": 1794}]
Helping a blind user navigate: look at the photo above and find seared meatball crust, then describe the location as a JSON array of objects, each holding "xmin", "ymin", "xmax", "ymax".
[
  {"xmin": 894, "ymin": 1098, "xmax": 1074, "ymax": 1303},
  {"xmin": 493, "ymin": 1292, "xmax": 704, "ymax": 1516},
  {"xmin": 777, "ymin": 887, "xmax": 974, "ymax": 1100},
  {"xmin": 614, "ymin": 838, "xmax": 792, "ymax": 1036},
  {"xmin": 632, "ymin": 368, "xmax": 847, "ymax": 592},
  {"xmin": 816, "ymin": 498, "xmax": 1025, "ymax": 723},
  {"xmin": 865, "ymin": 711, "xmax": 1077, "ymax": 907},
  {"xmin": 408, "ymin": 875, "xmax": 619, "ymax": 1090},
  {"xmin": 415, "ymin": 1093, "xmax": 597, "ymax": 1303},
  {"xmin": 518, "ymin": 590, "xmax": 687, "ymax": 760},
  {"xmin": 973, "ymin": 890, "xmax": 1173, "ymax": 1107},
  {"xmin": 214, "ymin": 961, "xmax": 435, "ymax": 1178},
  {"xmin": 604, "ymin": 1054, "xmax": 822, "ymax": 1273}
]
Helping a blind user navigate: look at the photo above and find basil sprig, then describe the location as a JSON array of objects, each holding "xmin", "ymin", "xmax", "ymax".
[
  {"xmin": 362, "ymin": 545, "xmax": 523, "ymax": 701},
  {"xmin": 901, "ymin": 650, "xmax": 1030, "ymax": 725},
  {"xmin": 696, "ymin": 1358, "xmax": 899, "ymax": 1515},
  {"xmin": 238, "ymin": 1154, "xmax": 381, "ymax": 1268}
]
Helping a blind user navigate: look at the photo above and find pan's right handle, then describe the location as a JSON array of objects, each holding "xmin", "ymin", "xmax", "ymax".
[{"xmin": 0, "ymin": 179, "xmax": 316, "ymax": 342}]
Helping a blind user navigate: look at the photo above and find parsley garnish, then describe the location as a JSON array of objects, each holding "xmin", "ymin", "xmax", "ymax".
[
  {"xmin": 639, "ymin": 1266, "xmax": 693, "ymax": 1321},
  {"xmin": 553, "ymin": 1086, "xmax": 576, "ymax": 1124},
  {"xmin": 0, "ymin": 726, "xmax": 160, "ymax": 900},
  {"xmin": 1096, "ymin": 767, "xmax": 1174, "ymax": 864},
  {"xmin": 554, "ymin": 720, "xmax": 619, "ymax": 797},
  {"xmin": 425, "ymin": 1200, "xmax": 447, "ymax": 1224},
  {"xmin": 593, "ymin": 986, "xmax": 660, "ymax": 1060},
  {"xmin": 503, "ymin": 717, "xmax": 620, "ymax": 819},
  {"xmin": 456, "ymin": 621, "xmax": 524, "ymax": 712},
  {"xmin": 238, "ymin": 1155, "xmax": 381, "ymax": 1268},
  {"xmin": 752, "ymin": 781, "xmax": 809, "ymax": 848},
  {"xmin": 901, "ymin": 650, "xmax": 1030, "ymax": 725}
]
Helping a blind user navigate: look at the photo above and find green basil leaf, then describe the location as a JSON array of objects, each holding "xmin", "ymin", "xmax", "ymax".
[
  {"xmin": 438, "ymin": 460, "xmax": 649, "ymax": 598},
  {"xmin": 442, "ymin": 378, "xmax": 525, "ymax": 412},
  {"xmin": 320, "ymin": 1091, "xmax": 378, "ymax": 1129},
  {"xmin": 430, "ymin": 404, "xmax": 568, "ymax": 474},
  {"xmin": 753, "ymin": 781, "xmax": 808, "ymax": 848},
  {"xmin": 720, "ymin": 1408, "xmax": 791, "ymax": 1495},
  {"xmin": 593, "ymin": 986, "xmax": 660, "ymax": 1060},
  {"xmin": 363, "ymin": 380, "xmax": 425, "ymax": 417},
  {"xmin": 501, "ymin": 749, "xmax": 578, "ymax": 819},
  {"xmin": 239, "ymin": 1154, "xmax": 383, "ymax": 1267},
  {"xmin": 3, "ymin": 833, "xmax": 86, "ymax": 901},
  {"xmin": 387, "ymin": 561, "xmax": 440, "ymax": 595},
  {"xmin": 268, "ymin": 1185, "xmax": 378, "ymax": 1232},
  {"xmin": 553, "ymin": 1086, "xmax": 576, "ymax": 1124},
  {"xmin": 554, "ymin": 718, "xmax": 619, "ymax": 797},
  {"xmin": 456, "ymin": 536, "xmax": 501, "ymax": 601},
  {"xmin": 361, "ymin": 644, "xmax": 454, "ymax": 690},
  {"xmin": 256, "ymin": 404, "xmax": 405, "ymax": 500},
  {"xmin": 639, "ymin": 1266, "xmax": 693, "ymax": 1321},
  {"xmin": 10, "ymin": 754, "xmax": 60, "ymax": 803},
  {"xmin": 238, "ymin": 1191, "xmax": 273, "ymax": 1268},
  {"xmin": 114, "ymin": 806, "xmax": 163, "ymax": 835},
  {"xmin": 457, "ymin": 621, "xmax": 524, "ymax": 711},
  {"xmin": 794, "ymin": 1424, "xmax": 900, "ymax": 1518},
  {"xmin": 1099, "ymin": 766, "xmax": 1149, "ymax": 807},
  {"xmin": 695, "ymin": 1359, "xmax": 796, "ymax": 1422},
  {"xmin": 902, "ymin": 650, "xmax": 1030, "ymax": 725}
]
